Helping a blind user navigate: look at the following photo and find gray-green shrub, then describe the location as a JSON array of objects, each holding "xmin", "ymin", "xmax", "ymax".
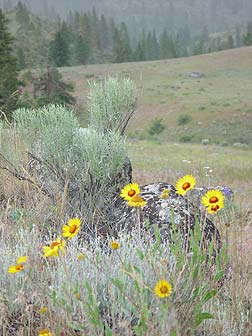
[{"xmin": 87, "ymin": 77, "xmax": 138, "ymax": 134}]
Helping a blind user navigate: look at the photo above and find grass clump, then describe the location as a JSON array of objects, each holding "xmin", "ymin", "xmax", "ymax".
[{"xmin": 177, "ymin": 114, "xmax": 192, "ymax": 126}]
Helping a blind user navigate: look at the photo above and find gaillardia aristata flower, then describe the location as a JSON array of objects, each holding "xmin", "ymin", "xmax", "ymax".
[
  {"xmin": 62, "ymin": 218, "xmax": 81, "ymax": 240},
  {"xmin": 128, "ymin": 195, "xmax": 147, "ymax": 207},
  {"xmin": 120, "ymin": 183, "xmax": 140, "ymax": 201},
  {"xmin": 16, "ymin": 256, "xmax": 28, "ymax": 264},
  {"xmin": 176, "ymin": 175, "xmax": 196, "ymax": 196},
  {"xmin": 154, "ymin": 279, "xmax": 172, "ymax": 298},
  {"xmin": 38, "ymin": 329, "xmax": 53, "ymax": 336},
  {"xmin": 43, "ymin": 238, "xmax": 66, "ymax": 257},
  {"xmin": 111, "ymin": 241, "xmax": 120, "ymax": 250},
  {"xmin": 8, "ymin": 264, "xmax": 24, "ymax": 274},
  {"xmin": 202, "ymin": 189, "xmax": 224, "ymax": 214},
  {"xmin": 8, "ymin": 255, "xmax": 28, "ymax": 273},
  {"xmin": 160, "ymin": 188, "xmax": 171, "ymax": 200},
  {"xmin": 39, "ymin": 307, "xmax": 48, "ymax": 314}
]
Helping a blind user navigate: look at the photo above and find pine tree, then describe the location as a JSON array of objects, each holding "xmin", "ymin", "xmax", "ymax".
[
  {"xmin": 0, "ymin": 9, "xmax": 19, "ymax": 117},
  {"xmin": 16, "ymin": 1, "xmax": 30, "ymax": 29},
  {"xmin": 99, "ymin": 14, "xmax": 109, "ymax": 50},
  {"xmin": 235, "ymin": 25, "xmax": 242, "ymax": 47},
  {"xmin": 160, "ymin": 30, "xmax": 169, "ymax": 59},
  {"xmin": 73, "ymin": 34, "xmax": 89, "ymax": 65},
  {"xmin": 227, "ymin": 34, "xmax": 234, "ymax": 49},
  {"xmin": 113, "ymin": 24, "xmax": 132, "ymax": 63},
  {"xmin": 48, "ymin": 24, "xmax": 70, "ymax": 67},
  {"xmin": 243, "ymin": 22, "xmax": 252, "ymax": 46},
  {"xmin": 32, "ymin": 66, "xmax": 76, "ymax": 107}
]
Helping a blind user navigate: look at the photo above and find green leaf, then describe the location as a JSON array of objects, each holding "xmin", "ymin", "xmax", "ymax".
[
  {"xmin": 194, "ymin": 312, "xmax": 214, "ymax": 327},
  {"xmin": 51, "ymin": 290, "xmax": 57, "ymax": 304},
  {"xmin": 111, "ymin": 278, "xmax": 124, "ymax": 291},
  {"xmin": 192, "ymin": 265, "xmax": 199, "ymax": 280},
  {"xmin": 152, "ymin": 225, "xmax": 161, "ymax": 252},
  {"xmin": 214, "ymin": 270, "xmax": 224, "ymax": 281},
  {"xmin": 202, "ymin": 290, "xmax": 217, "ymax": 304},
  {"xmin": 169, "ymin": 331, "xmax": 177, "ymax": 336},
  {"xmin": 136, "ymin": 248, "xmax": 145, "ymax": 260},
  {"xmin": 105, "ymin": 325, "xmax": 113, "ymax": 336},
  {"xmin": 192, "ymin": 287, "xmax": 200, "ymax": 299}
]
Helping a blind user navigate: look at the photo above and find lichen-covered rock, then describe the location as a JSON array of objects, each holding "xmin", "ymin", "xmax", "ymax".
[{"xmin": 110, "ymin": 182, "xmax": 221, "ymax": 253}]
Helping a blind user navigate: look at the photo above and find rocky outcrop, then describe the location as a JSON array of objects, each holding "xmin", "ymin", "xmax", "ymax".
[{"xmin": 110, "ymin": 182, "xmax": 222, "ymax": 253}]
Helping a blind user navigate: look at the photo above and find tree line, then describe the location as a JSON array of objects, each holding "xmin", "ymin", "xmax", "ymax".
[{"xmin": 11, "ymin": 2, "xmax": 252, "ymax": 69}]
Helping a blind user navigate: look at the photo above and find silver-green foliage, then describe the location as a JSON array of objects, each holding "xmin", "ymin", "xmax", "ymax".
[
  {"xmin": 87, "ymin": 77, "xmax": 137, "ymax": 134},
  {"xmin": 13, "ymin": 104, "xmax": 128, "ymax": 221}
]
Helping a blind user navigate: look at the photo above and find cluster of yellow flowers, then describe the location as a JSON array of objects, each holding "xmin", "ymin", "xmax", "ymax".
[
  {"xmin": 7, "ymin": 256, "xmax": 28, "ymax": 274},
  {"xmin": 120, "ymin": 174, "xmax": 225, "ymax": 214},
  {"xmin": 8, "ymin": 218, "xmax": 81, "ymax": 273},
  {"xmin": 175, "ymin": 174, "xmax": 225, "ymax": 213},
  {"xmin": 6, "ymin": 176, "xmax": 225, "ymax": 334},
  {"xmin": 42, "ymin": 218, "xmax": 81, "ymax": 258},
  {"xmin": 7, "ymin": 218, "xmax": 81, "ymax": 335}
]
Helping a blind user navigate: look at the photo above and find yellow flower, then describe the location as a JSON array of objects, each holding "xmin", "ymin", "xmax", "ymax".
[
  {"xmin": 38, "ymin": 329, "xmax": 53, "ymax": 336},
  {"xmin": 160, "ymin": 188, "xmax": 171, "ymax": 199},
  {"xmin": 62, "ymin": 218, "xmax": 81, "ymax": 240},
  {"xmin": 176, "ymin": 175, "xmax": 196, "ymax": 196},
  {"xmin": 77, "ymin": 253, "xmax": 86, "ymax": 261},
  {"xmin": 39, "ymin": 307, "xmax": 48, "ymax": 314},
  {"xmin": 75, "ymin": 292, "xmax": 81, "ymax": 300},
  {"xmin": 111, "ymin": 241, "xmax": 120, "ymax": 250},
  {"xmin": 42, "ymin": 238, "xmax": 66, "ymax": 258},
  {"xmin": 207, "ymin": 203, "xmax": 224, "ymax": 214},
  {"xmin": 202, "ymin": 189, "xmax": 224, "ymax": 208},
  {"xmin": 8, "ymin": 264, "xmax": 24, "ymax": 273},
  {"xmin": 120, "ymin": 183, "xmax": 140, "ymax": 201},
  {"xmin": 154, "ymin": 279, "xmax": 172, "ymax": 298},
  {"xmin": 128, "ymin": 195, "xmax": 147, "ymax": 207},
  {"xmin": 16, "ymin": 256, "xmax": 28, "ymax": 264}
]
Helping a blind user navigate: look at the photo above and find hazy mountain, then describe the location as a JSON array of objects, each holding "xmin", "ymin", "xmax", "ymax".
[{"xmin": 1, "ymin": 0, "xmax": 252, "ymax": 37}]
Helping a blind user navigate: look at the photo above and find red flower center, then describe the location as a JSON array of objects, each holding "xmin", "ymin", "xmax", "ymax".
[
  {"xmin": 51, "ymin": 242, "xmax": 60, "ymax": 248},
  {"xmin": 69, "ymin": 225, "xmax": 77, "ymax": 234},
  {"xmin": 16, "ymin": 265, "xmax": 24, "ymax": 271},
  {"xmin": 160, "ymin": 286, "xmax": 169, "ymax": 294},
  {"xmin": 128, "ymin": 190, "xmax": 136, "ymax": 197},
  {"xmin": 209, "ymin": 196, "xmax": 219, "ymax": 203},
  {"xmin": 211, "ymin": 204, "xmax": 220, "ymax": 212},
  {"xmin": 182, "ymin": 182, "xmax": 191, "ymax": 191}
]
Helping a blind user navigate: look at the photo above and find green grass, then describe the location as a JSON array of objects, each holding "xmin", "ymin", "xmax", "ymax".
[
  {"xmin": 60, "ymin": 47, "xmax": 252, "ymax": 146},
  {"xmin": 128, "ymin": 140, "xmax": 252, "ymax": 208}
]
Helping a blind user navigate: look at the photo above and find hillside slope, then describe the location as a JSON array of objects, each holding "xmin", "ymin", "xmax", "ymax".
[{"xmin": 61, "ymin": 46, "xmax": 252, "ymax": 146}]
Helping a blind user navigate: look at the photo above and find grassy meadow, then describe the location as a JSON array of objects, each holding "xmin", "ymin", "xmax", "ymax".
[
  {"xmin": 61, "ymin": 46, "xmax": 252, "ymax": 146},
  {"xmin": 1, "ymin": 49, "xmax": 252, "ymax": 335}
]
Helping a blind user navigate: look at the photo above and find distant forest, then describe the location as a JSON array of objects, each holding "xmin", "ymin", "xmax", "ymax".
[
  {"xmin": 1, "ymin": 0, "xmax": 252, "ymax": 36},
  {"xmin": 2, "ymin": 1, "xmax": 252, "ymax": 69}
]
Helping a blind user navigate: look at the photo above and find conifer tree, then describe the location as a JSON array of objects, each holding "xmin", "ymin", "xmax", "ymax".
[
  {"xmin": 0, "ymin": 9, "xmax": 19, "ymax": 117},
  {"xmin": 16, "ymin": 1, "xmax": 30, "ymax": 29},
  {"xmin": 48, "ymin": 24, "xmax": 70, "ymax": 67},
  {"xmin": 113, "ymin": 24, "xmax": 132, "ymax": 63},
  {"xmin": 32, "ymin": 66, "xmax": 76, "ymax": 107},
  {"xmin": 73, "ymin": 34, "xmax": 90, "ymax": 64},
  {"xmin": 227, "ymin": 34, "xmax": 234, "ymax": 49},
  {"xmin": 243, "ymin": 22, "xmax": 252, "ymax": 46}
]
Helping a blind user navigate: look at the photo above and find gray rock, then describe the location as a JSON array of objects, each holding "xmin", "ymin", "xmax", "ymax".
[
  {"xmin": 110, "ymin": 182, "xmax": 221, "ymax": 254},
  {"xmin": 188, "ymin": 71, "xmax": 204, "ymax": 78}
]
